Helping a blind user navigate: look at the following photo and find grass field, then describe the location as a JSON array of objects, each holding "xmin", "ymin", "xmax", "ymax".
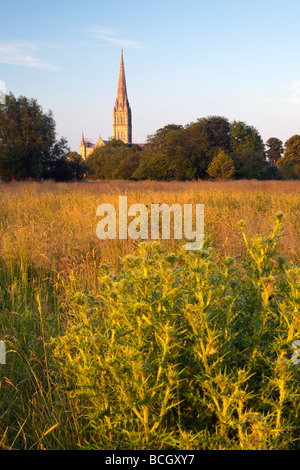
[{"xmin": 0, "ymin": 179, "xmax": 299, "ymax": 449}]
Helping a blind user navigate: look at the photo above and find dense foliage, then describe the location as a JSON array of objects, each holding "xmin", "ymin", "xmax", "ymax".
[
  {"xmin": 278, "ymin": 135, "xmax": 300, "ymax": 179},
  {"xmin": 207, "ymin": 149, "xmax": 235, "ymax": 180},
  {"xmin": 0, "ymin": 93, "xmax": 86, "ymax": 181},
  {"xmin": 86, "ymin": 116, "xmax": 298, "ymax": 181}
]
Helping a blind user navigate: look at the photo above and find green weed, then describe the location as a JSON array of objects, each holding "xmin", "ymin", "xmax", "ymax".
[{"xmin": 51, "ymin": 214, "xmax": 300, "ymax": 450}]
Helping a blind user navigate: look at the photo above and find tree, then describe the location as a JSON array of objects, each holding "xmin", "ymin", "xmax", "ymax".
[
  {"xmin": 47, "ymin": 151, "xmax": 87, "ymax": 181},
  {"xmin": 0, "ymin": 92, "xmax": 69, "ymax": 180},
  {"xmin": 140, "ymin": 125, "xmax": 189, "ymax": 180},
  {"xmin": 205, "ymin": 115, "xmax": 231, "ymax": 153},
  {"xmin": 230, "ymin": 120, "xmax": 264, "ymax": 154},
  {"xmin": 232, "ymin": 148, "xmax": 268, "ymax": 179},
  {"xmin": 266, "ymin": 137, "xmax": 283, "ymax": 164},
  {"xmin": 279, "ymin": 135, "xmax": 300, "ymax": 166},
  {"xmin": 277, "ymin": 135, "xmax": 300, "ymax": 179},
  {"xmin": 132, "ymin": 148, "xmax": 175, "ymax": 180},
  {"xmin": 114, "ymin": 145, "xmax": 141, "ymax": 179},
  {"xmin": 86, "ymin": 139, "xmax": 134, "ymax": 180},
  {"xmin": 158, "ymin": 126, "xmax": 199, "ymax": 180},
  {"xmin": 146, "ymin": 124, "xmax": 183, "ymax": 151},
  {"xmin": 279, "ymin": 161, "xmax": 300, "ymax": 180},
  {"xmin": 207, "ymin": 149, "xmax": 235, "ymax": 180}
]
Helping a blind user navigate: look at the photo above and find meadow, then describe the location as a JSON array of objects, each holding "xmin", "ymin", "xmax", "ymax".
[{"xmin": 0, "ymin": 179, "xmax": 299, "ymax": 450}]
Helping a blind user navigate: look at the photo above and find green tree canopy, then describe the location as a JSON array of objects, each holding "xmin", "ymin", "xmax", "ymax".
[
  {"xmin": 86, "ymin": 139, "xmax": 142, "ymax": 180},
  {"xmin": 205, "ymin": 115, "xmax": 231, "ymax": 153},
  {"xmin": 136, "ymin": 116, "xmax": 232, "ymax": 180},
  {"xmin": 47, "ymin": 151, "xmax": 87, "ymax": 181},
  {"xmin": 114, "ymin": 145, "xmax": 141, "ymax": 179},
  {"xmin": 0, "ymin": 92, "xmax": 69, "ymax": 180},
  {"xmin": 266, "ymin": 137, "xmax": 283, "ymax": 164},
  {"xmin": 230, "ymin": 120, "xmax": 264, "ymax": 154},
  {"xmin": 280, "ymin": 135, "xmax": 300, "ymax": 165},
  {"xmin": 277, "ymin": 135, "xmax": 300, "ymax": 179},
  {"xmin": 232, "ymin": 148, "xmax": 268, "ymax": 180}
]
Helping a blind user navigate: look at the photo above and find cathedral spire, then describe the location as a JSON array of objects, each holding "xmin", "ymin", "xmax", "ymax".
[
  {"xmin": 116, "ymin": 49, "xmax": 129, "ymax": 108},
  {"xmin": 80, "ymin": 132, "xmax": 85, "ymax": 146},
  {"xmin": 80, "ymin": 132, "xmax": 86, "ymax": 159},
  {"xmin": 113, "ymin": 50, "xmax": 132, "ymax": 144}
]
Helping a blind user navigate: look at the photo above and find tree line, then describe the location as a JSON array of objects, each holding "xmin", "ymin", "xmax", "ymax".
[
  {"xmin": 86, "ymin": 116, "xmax": 300, "ymax": 181},
  {"xmin": 1, "ymin": 93, "xmax": 299, "ymax": 181}
]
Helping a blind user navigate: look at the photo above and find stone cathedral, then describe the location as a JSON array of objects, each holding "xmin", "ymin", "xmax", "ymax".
[{"xmin": 80, "ymin": 50, "xmax": 132, "ymax": 159}]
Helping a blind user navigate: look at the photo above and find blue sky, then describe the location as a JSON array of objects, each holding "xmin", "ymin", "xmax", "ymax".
[{"xmin": 1, "ymin": 0, "xmax": 300, "ymax": 151}]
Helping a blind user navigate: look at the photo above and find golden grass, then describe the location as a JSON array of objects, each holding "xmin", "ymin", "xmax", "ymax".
[{"xmin": 0, "ymin": 180, "xmax": 299, "ymax": 277}]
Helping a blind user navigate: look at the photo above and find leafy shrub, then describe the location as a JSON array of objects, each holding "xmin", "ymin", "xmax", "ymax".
[
  {"xmin": 207, "ymin": 149, "xmax": 235, "ymax": 180},
  {"xmin": 52, "ymin": 214, "xmax": 300, "ymax": 449}
]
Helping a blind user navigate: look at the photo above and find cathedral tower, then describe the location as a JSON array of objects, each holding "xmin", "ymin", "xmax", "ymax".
[{"xmin": 113, "ymin": 50, "xmax": 132, "ymax": 144}]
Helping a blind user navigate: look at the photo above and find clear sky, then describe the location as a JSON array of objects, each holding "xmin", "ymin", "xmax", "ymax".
[{"xmin": 1, "ymin": 0, "xmax": 300, "ymax": 151}]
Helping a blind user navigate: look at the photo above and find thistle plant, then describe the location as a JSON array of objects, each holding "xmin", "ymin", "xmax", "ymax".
[{"xmin": 52, "ymin": 214, "xmax": 300, "ymax": 450}]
